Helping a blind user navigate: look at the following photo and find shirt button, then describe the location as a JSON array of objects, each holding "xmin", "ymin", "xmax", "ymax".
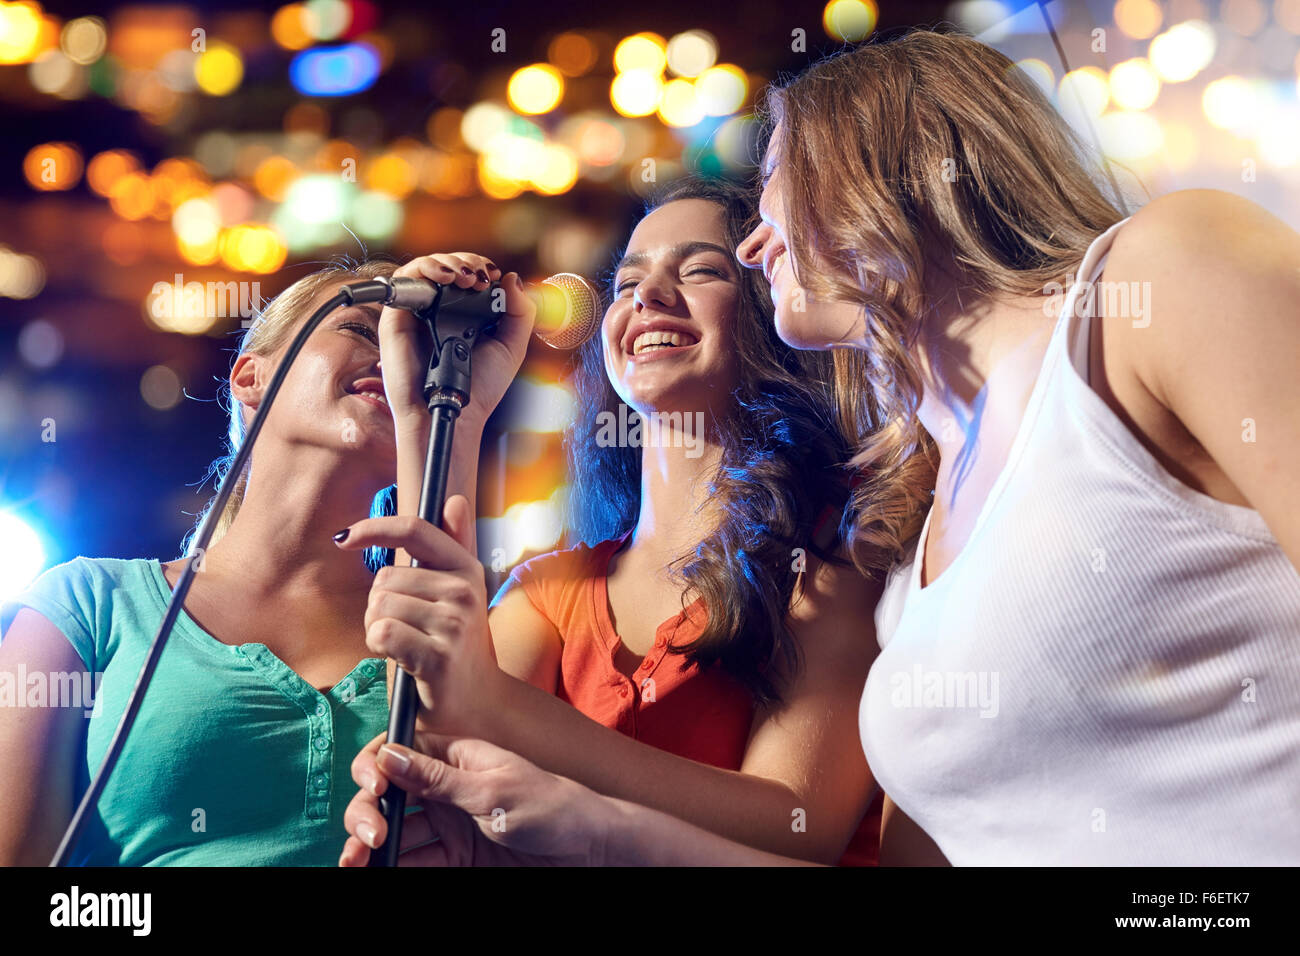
[
  {"xmin": 315, "ymin": 701, "xmax": 328, "ymax": 717},
  {"xmin": 655, "ymin": 636, "xmax": 666, "ymax": 648},
  {"xmin": 619, "ymin": 686, "xmax": 629, "ymax": 698},
  {"xmin": 313, "ymin": 737, "xmax": 329, "ymax": 752},
  {"xmin": 313, "ymin": 772, "xmax": 329, "ymax": 790},
  {"xmin": 640, "ymin": 659, "xmax": 653, "ymax": 670}
]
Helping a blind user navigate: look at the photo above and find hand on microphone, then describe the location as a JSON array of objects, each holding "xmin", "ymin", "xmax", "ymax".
[{"xmin": 376, "ymin": 252, "xmax": 535, "ymax": 432}]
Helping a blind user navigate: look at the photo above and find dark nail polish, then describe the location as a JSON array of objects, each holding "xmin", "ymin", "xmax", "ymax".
[
  {"xmin": 332, "ymin": 528, "xmax": 350, "ymax": 543},
  {"xmin": 476, "ymin": 269, "xmax": 488, "ymax": 282},
  {"xmin": 461, "ymin": 267, "xmax": 474, "ymax": 275}
]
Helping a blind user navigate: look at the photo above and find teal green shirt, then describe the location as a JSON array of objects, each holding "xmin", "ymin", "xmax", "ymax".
[{"xmin": 0, "ymin": 557, "xmax": 390, "ymax": 866}]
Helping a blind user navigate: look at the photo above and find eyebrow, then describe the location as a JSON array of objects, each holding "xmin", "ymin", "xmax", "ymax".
[
  {"xmin": 615, "ymin": 241, "xmax": 736, "ymax": 274},
  {"xmin": 338, "ymin": 304, "xmax": 381, "ymax": 321}
]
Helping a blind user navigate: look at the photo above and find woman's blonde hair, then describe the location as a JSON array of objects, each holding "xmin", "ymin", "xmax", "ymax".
[
  {"xmin": 762, "ymin": 27, "xmax": 1124, "ymax": 574},
  {"xmin": 182, "ymin": 258, "xmax": 399, "ymax": 571}
]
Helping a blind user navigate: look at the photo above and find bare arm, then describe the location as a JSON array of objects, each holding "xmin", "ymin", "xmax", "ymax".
[
  {"xmin": 482, "ymin": 552, "xmax": 881, "ymax": 863},
  {"xmin": 1110, "ymin": 189, "xmax": 1300, "ymax": 570},
  {"xmin": 343, "ymin": 730, "xmax": 824, "ymax": 866},
  {"xmin": 600, "ymin": 794, "xmax": 822, "ymax": 866},
  {"xmin": 0, "ymin": 609, "xmax": 86, "ymax": 866},
  {"xmin": 487, "ymin": 585, "xmax": 560, "ymax": 694}
]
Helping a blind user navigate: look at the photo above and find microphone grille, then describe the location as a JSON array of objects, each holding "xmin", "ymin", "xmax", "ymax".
[{"xmin": 534, "ymin": 272, "xmax": 602, "ymax": 351}]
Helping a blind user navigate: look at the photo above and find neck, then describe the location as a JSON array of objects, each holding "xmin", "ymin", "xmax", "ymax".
[
  {"xmin": 200, "ymin": 445, "xmax": 390, "ymax": 607},
  {"xmin": 914, "ymin": 272, "xmax": 1055, "ymax": 503},
  {"xmin": 625, "ymin": 412, "xmax": 726, "ymax": 571}
]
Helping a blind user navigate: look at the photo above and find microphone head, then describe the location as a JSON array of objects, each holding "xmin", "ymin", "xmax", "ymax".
[{"xmin": 531, "ymin": 273, "xmax": 602, "ymax": 350}]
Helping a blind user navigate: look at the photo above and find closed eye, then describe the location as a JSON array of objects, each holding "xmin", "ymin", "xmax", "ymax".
[
  {"xmin": 615, "ymin": 266, "xmax": 725, "ymax": 294},
  {"xmin": 341, "ymin": 321, "xmax": 378, "ymax": 343}
]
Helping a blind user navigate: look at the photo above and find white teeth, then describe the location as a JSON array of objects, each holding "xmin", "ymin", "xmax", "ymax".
[
  {"xmin": 768, "ymin": 251, "xmax": 786, "ymax": 280},
  {"xmin": 632, "ymin": 330, "xmax": 696, "ymax": 355},
  {"xmin": 355, "ymin": 390, "xmax": 387, "ymax": 406}
]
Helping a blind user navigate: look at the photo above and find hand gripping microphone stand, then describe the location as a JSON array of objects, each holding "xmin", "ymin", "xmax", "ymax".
[
  {"xmin": 46, "ymin": 273, "xmax": 500, "ymax": 867},
  {"xmin": 367, "ymin": 280, "xmax": 504, "ymax": 867}
]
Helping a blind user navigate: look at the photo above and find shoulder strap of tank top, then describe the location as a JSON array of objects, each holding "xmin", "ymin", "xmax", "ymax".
[{"xmin": 1063, "ymin": 217, "xmax": 1132, "ymax": 375}]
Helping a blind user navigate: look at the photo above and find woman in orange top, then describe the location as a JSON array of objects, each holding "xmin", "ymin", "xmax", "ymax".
[{"xmin": 338, "ymin": 176, "xmax": 886, "ymax": 865}]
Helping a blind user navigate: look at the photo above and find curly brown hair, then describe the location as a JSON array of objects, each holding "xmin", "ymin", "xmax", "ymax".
[
  {"xmin": 762, "ymin": 27, "xmax": 1124, "ymax": 573},
  {"xmin": 564, "ymin": 175, "xmax": 880, "ymax": 707}
]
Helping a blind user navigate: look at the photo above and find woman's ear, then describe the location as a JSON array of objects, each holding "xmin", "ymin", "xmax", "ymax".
[{"xmin": 229, "ymin": 352, "xmax": 263, "ymax": 414}]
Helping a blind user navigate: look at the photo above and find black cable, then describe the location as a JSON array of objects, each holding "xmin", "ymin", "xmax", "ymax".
[{"xmin": 50, "ymin": 279, "xmax": 393, "ymax": 866}]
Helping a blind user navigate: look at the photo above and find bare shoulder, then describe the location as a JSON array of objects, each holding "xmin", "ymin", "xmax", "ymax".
[
  {"xmin": 787, "ymin": 546, "xmax": 884, "ymax": 663},
  {"xmin": 1109, "ymin": 188, "xmax": 1299, "ymax": 277},
  {"xmin": 1104, "ymin": 188, "xmax": 1300, "ymax": 374},
  {"xmin": 792, "ymin": 547, "xmax": 884, "ymax": 616},
  {"xmin": 1092, "ymin": 189, "xmax": 1300, "ymax": 509}
]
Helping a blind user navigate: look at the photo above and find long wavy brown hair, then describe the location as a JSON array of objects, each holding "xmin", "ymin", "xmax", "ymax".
[
  {"xmin": 762, "ymin": 26, "xmax": 1125, "ymax": 573},
  {"xmin": 565, "ymin": 176, "xmax": 880, "ymax": 707}
]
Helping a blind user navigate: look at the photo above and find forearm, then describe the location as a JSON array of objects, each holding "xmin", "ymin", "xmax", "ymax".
[
  {"xmin": 598, "ymin": 795, "xmax": 820, "ymax": 866},
  {"xmin": 482, "ymin": 672, "xmax": 844, "ymax": 863},
  {"xmin": 394, "ymin": 412, "xmax": 484, "ymax": 563}
]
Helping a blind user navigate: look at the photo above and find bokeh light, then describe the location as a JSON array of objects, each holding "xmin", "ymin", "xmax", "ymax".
[
  {"xmin": 666, "ymin": 30, "xmax": 717, "ymax": 78},
  {"xmin": 823, "ymin": 0, "xmax": 878, "ymax": 42},
  {"xmin": 195, "ymin": 42, "xmax": 244, "ymax": 96},
  {"xmin": 0, "ymin": 511, "xmax": 47, "ymax": 602},
  {"xmin": 508, "ymin": 64, "xmax": 564, "ymax": 115},
  {"xmin": 1109, "ymin": 58, "xmax": 1161, "ymax": 111},
  {"xmin": 611, "ymin": 69, "xmax": 663, "ymax": 117},
  {"xmin": 614, "ymin": 33, "xmax": 666, "ymax": 74},
  {"xmin": 1113, "ymin": 0, "xmax": 1163, "ymax": 39},
  {"xmin": 1149, "ymin": 20, "xmax": 1216, "ymax": 83},
  {"xmin": 23, "ymin": 142, "xmax": 83, "ymax": 191},
  {"xmin": 548, "ymin": 31, "xmax": 597, "ymax": 77},
  {"xmin": 60, "ymin": 16, "xmax": 106, "ymax": 64}
]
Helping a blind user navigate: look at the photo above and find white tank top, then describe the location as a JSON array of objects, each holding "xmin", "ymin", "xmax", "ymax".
[{"xmin": 859, "ymin": 217, "xmax": 1300, "ymax": 865}]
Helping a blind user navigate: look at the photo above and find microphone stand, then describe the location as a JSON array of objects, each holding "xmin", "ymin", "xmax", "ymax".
[{"xmin": 369, "ymin": 283, "xmax": 499, "ymax": 867}]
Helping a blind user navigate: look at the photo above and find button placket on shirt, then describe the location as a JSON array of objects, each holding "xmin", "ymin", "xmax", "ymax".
[{"xmin": 237, "ymin": 646, "xmax": 384, "ymax": 820}]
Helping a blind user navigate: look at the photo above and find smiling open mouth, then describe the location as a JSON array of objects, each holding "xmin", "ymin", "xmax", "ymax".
[
  {"xmin": 631, "ymin": 330, "xmax": 698, "ymax": 355},
  {"xmin": 349, "ymin": 389, "xmax": 388, "ymax": 407}
]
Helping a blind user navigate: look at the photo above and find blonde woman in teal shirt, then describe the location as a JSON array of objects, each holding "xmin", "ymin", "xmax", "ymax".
[{"xmin": 0, "ymin": 252, "xmax": 533, "ymax": 865}]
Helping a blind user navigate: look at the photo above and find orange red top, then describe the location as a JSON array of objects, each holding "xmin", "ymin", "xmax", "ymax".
[{"xmin": 501, "ymin": 532, "xmax": 882, "ymax": 866}]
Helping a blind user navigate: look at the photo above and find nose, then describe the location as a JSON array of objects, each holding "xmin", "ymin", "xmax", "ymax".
[
  {"xmin": 736, "ymin": 222, "xmax": 771, "ymax": 270},
  {"xmin": 632, "ymin": 272, "xmax": 676, "ymax": 312}
]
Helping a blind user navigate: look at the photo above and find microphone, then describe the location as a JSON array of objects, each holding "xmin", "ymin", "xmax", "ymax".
[{"xmin": 362, "ymin": 272, "xmax": 601, "ymax": 351}]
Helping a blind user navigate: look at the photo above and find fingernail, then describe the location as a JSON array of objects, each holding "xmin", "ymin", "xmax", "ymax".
[
  {"xmin": 378, "ymin": 744, "xmax": 410, "ymax": 773},
  {"xmin": 461, "ymin": 266, "xmax": 474, "ymax": 276},
  {"xmin": 513, "ymin": 273, "xmax": 524, "ymax": 291},
  {"xmin": 486, "ymin": 262, "xmax": 498, "ymax": 271},
  {"xmin": 332, "ymin": 528, "xmax": 350, "ymax": 543},
  {"xmin": 363, "ymin": 769, "xmax": 380, "ymax": 795},
  {"xmin": 476, "ymin": 269, "xmax": 488, "ymax": 282},
  {"xmin": 357, "ymin": 823, "xmax": 378, "ymax": 849}
]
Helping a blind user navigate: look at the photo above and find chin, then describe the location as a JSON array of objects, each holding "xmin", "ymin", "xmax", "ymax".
[{"xmin": 774, "ymin": 312, "xmax": 833, "ymax": 351}]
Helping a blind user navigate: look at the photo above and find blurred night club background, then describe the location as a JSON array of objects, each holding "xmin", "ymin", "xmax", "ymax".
[{"xmin": 1, "ymin": 0, "xmax": 1298, "ymax": 599}]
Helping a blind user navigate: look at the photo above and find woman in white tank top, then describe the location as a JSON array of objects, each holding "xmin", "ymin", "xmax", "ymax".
[
  {"xmin": 336, "ymin": 30, "xmax": 1300, "ymax": 867},
  {"xmin": 730, "ymin": 32, "xmax": 1300, "ymax": 866}
]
